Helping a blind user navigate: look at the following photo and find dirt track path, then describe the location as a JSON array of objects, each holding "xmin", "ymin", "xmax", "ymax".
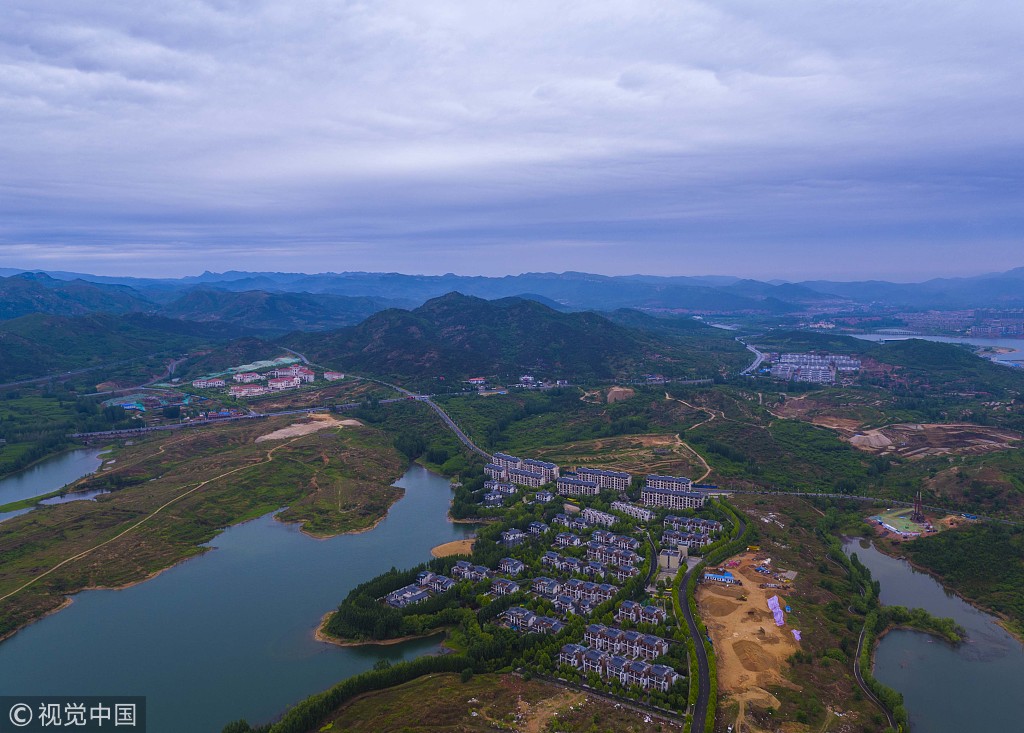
[
  {"xmin": 663, "ymin": 393, "xmax": 716, "ymax": 483},
  {"xmin": 0, "ymin": 437, "xmax": 301, "ymax": 604}
]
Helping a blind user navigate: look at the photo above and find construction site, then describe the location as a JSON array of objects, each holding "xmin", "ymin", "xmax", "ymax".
[
  {"xmin": 846, "ymin": 423, "xmax": 1020, "ymax": 459},
  {"xmin": 697, "ymin": 551, "xmax": 802, "ymax": 733}
]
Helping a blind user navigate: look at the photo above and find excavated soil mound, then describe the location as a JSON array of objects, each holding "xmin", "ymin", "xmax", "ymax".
[
  {"xmin": 733, "ymin": 640, "xmax": 774, "ymax": 673},
  {"xmin": 704, "ymin": 597, "xmax": 742, "ymax": 617},
  {"xmin": 705, "ymin": 585, "xmax": 745, "ymax": 600},
  {"xmin": 850, "ymin": 432, "xmax": 893, "ymax": 449}
]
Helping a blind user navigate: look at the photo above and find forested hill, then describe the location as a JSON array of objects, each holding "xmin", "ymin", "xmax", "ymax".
[
  {"xmin": 0, "ymin": 313, "xmax": 239, "ymax": 383},
  {"xmin": 285, "ymin": 293, "xmax": 748, "ymax": 383}
]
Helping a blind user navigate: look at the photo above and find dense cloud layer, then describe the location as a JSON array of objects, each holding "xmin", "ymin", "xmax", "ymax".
[{"xmin": 1, "ymin": 1, "xmax": 1022, "ymax": 277}]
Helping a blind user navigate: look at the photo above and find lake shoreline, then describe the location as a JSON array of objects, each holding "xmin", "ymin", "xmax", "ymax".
[
  {"xmin": 313, "ymin": 611, "xmax": 446, "ymax": 648},
  {"xmin": 282, "ymin": 486, "xmax": 407, "ymax": 540},
  {"xmin": 864, "ymin": 537, "xmax": 1024, "ymax": 644}
]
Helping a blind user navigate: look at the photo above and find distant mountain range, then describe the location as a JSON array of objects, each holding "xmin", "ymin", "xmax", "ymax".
[{"xmin": 2, "ymin": 267, "xmax": 1024, "ymax": 330}]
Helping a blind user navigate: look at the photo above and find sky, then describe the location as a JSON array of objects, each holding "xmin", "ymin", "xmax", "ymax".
[{"xmin": 0, "ymin": 1, "xmax": 1022, "ymax": 281}]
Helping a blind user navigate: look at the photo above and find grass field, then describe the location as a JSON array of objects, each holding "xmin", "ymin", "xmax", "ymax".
[
  {"xmin": 870, "ymin": 507, "xmax": 929, "ymax": 535},
  {"xmin": 317, "ymin": 672, "xmax": 680, "ymax": 733},
  {"xmin": 0, "ymin": 416, "xmax": 405, "ymax": 640}
]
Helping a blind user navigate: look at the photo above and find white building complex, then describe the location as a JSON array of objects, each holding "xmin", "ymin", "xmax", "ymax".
[
  {"xmin": 611, "ymin": 501, "xmax": 655, "ymax": 523},
  {"xmin": 575, "ymin": 467, "xmax": 631, "ymax": 491},
  {"xmin": 557, "ymin": 476, "xmax": 600, "ymax": 497},
  {"xmin": 641, "ymin": 487, "xmax": 707, "ymax": 510},
  {"xmin": 645, "ymin": 474, "xmax": 693, "ymax": 491},
  {"xmin": 581, "ymin": 507, "xmax": 617, "ymax": 527}
]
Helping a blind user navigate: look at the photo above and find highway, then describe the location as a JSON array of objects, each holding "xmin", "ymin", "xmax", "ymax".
[
  {"xmin": 349, "ymin": 376, "xmax": 492, "ymax": 460},
  {"xmin": 679, "ymin": 560, "xmax": 711, "ymax": 731},
  {"xmin": 737, "ymin": 338, "xmax": 765, "ymax": 375}
]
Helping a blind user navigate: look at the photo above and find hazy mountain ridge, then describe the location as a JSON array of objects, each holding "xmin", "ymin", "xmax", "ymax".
[
  {"xmin": 159, "ymin": 287, "xmax": 410, "ymax": 333},
  {"xmin": 3, "ymin": 266, "xmax": 1024, "ymax": 320},
  {"xmin": 285, "ymin": 293, "xmax": 749, "ymax": 382},
  {"xmin": 0, "ymin": 272, "xmax": 154, "ymax": 320}
]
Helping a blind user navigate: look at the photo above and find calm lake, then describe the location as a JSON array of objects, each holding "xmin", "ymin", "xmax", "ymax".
[
  {"xmin": 843, "ymin": 538, "xmax": 1024, "ymax": 731},
  {"xmin": 0, "ymin": 464, "xmax": 474, "ymax": 732},
  {"xmin": 0, "ymin": 448, "xmax": 103, "ymax": 506}
]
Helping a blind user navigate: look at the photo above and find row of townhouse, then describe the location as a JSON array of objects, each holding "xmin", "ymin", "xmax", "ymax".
[
  {"xmin": 662, "ymin": 529, "xmax": 712, "ymax": 550},
  {"xmin": 384, "ymin": 571, "xmax": 456, "ymax": 608},
  {"xmin": 491, "ymin": 577, "xmax": 520, "ymax": 596},
  {"xmin": 558, "ymin": 645, "xmax": 679, "ymax": 692},
  {"xmin": 641, "ymin": 486, "xmax": 708, "ymax": 510},
  {"xmin": 502, "ymin": 607, "xmax": 565, "ymax": 634},
  {"xmin": 542, "ymin": 551, "xmax": 608, "ymax": 579},
  {"xmin": 645, "ymin": 474, "xmax": 693, "ymax": 491},
  {"xmin": 581, "ymin": 507, "xmax": 617, "ymax": 527},
  {"xmin": 482, "ymin": 491, "xmax": 506, "ymax": 507},
  {"xmin": 532, "ymin": 576, "xmax": 619, "ymax": 605},
  {"xmin": 491, "ymin": 453, "xmax": 560, "ymax": 483},
  {"xmin": 591, "ymin": 530, "xmax": 642, "ymax": 551},
  {"xmin": 553, "ymin": 513, "xmax": 588, "ymax": 532},
  {"xmin": 498, "ymin": 557, "xmax": 526, "ymax": 576},
  {"xmin": 484, "ymin": 463, "xmax": 507, "ymax": 481},
  {"xmin": 575, "ymin": 467, "xmax": 631, "ymax": 491},
  {"xmin": 509, "ymin": 468, "xmax": 545, "ymax": 488},
  {"xmin": 192, "ymin": 378, "xmax": 226, "ymax": 389},
  {"xmin": 486, "ymin": 462, "xmax": 548, "ymax": 488},
  {"xmin": 485, "ymin": 480, "xmax": 518, "ymax": 495},
  {"xmin": 615, "ymin": 600, "xmax": 668, "ymax": 626},
  {"xmin": 555, "ymin": 532, "xmax": 582, "ymax": 547},
  {"xmin": 268, "ymin": 376, "xmax": 303, "ymax": 391},
  {"xmin": 586, "ymin": 541, "xmax": 643, "ymax": 570},
  {"xmin": 664, "ymin": 515, "xmax": 723, "ymax": 534},
  {"xmin": 584, "ymin": 624, "xmax": 670, "ymax": 660},
  {"xmin": 233, "ymin": 372, "xmax": 262, "ymax": 383},
  {"xmin": 481, "ymin": 480, "xmax": 519, "ymax": 506},
  {"xmin": 451, "ymin": 560, "xmax": 491, "ymax": 582},
  {"xmin": 611, "ymin": 501, "xmax": 655, "ymax": 523},
  {"xmin": 528, "ymin": 520, "xmax": 550, "ymax": 535},
  {"xmin": 501, "ymin": 528, "xmax": 527, "ymax": 546},
  {"xmin": 553, "ymin": 594, "xmax": 596, "ymax": 616},
  {"xmin": 556, "ymin": 476, "xmax": 599, "ymax": 497}
]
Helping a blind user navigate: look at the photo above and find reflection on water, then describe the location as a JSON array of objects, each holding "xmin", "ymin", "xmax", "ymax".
[
  {"xmin": 0, "ymin": 448, "xmax": 103, "ymax": 506},
  {"xmin": 0, "ymin": 464, "xmax": 473, "ymax": 733},
  {"xmin": 844, "ymin": 538, "xmax": 1024, "ymax": 731}
]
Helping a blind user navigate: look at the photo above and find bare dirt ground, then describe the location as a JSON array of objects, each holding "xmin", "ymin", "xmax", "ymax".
[
  {"xmin": 848, "ymin": 423, "xmax": 1021, "ymax": 459},
  {"xmin": 699, "ymin": 552, "xmax": 801, "ymax": 733},
  {"xmin": 606, "ymin": 386, "xmax": 636, "ymax": 403},
  {"xmin": 774, "ymin": 396, "xmax": 1021, "ymax": 458},
  {"xmin": 516, "ymin": 690, "xmax": 585, "ymax": 733},
  {"xmin": 431, "ymin": 539, "xmax": 476, "ymax": 558},
  {"xmin": 532, "ymin": 434, "xmax": 703, "ymax": 477},
  {"xmin": 255, "ymin": 415, "xmax": 360, "ymax": 442}
]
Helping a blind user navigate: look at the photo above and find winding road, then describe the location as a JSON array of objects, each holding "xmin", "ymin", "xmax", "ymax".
[
  {"xmin": 737, "ymin": 337, "xmax": 765, "ymax": 375},
  {"xmin": 678, "ymin": 512, "xmax": 747, "ymax": 732}
]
